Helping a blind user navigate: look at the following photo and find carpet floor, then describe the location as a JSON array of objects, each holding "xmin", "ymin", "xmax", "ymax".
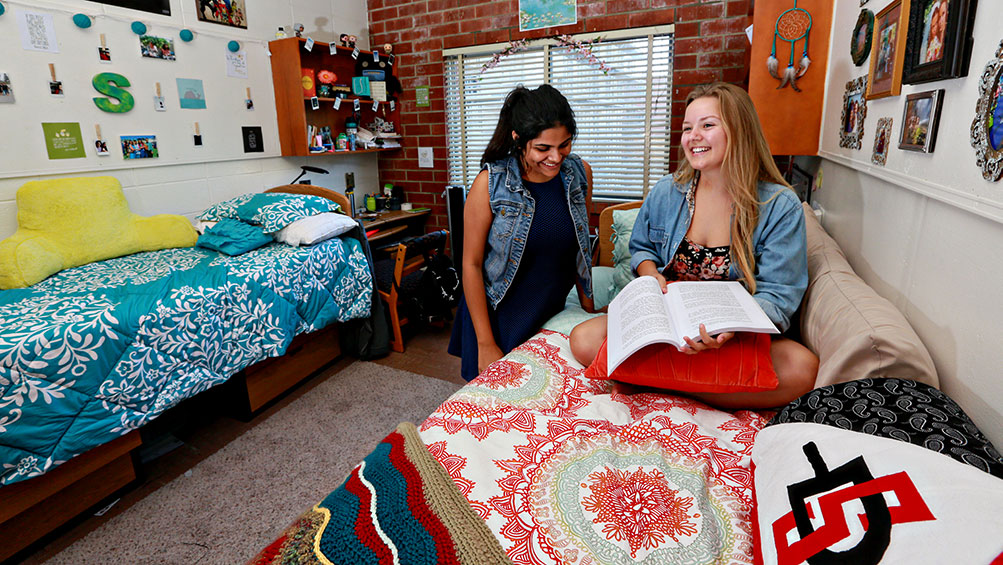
[{"xmin": 39, "ymin": 361, "xmax": 462, "ymax": 565}]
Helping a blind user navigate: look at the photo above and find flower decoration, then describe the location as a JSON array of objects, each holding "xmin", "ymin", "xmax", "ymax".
[
  {"xmin": 479, "ymin": 35, "xmax": 613, "ymax": 78},
  {"xmin": 317, "ymin": 70, "xmax": 337, "ymax": 84}
]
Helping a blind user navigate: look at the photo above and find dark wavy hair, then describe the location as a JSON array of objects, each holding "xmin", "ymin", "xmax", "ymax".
[{"xmin": 480, "ymin": 84, "xmax": 577, "ymax": 168}]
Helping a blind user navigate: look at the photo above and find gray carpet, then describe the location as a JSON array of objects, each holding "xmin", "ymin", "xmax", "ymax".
[{"xmin": 43, "ymin": 361, "xmax": 462, "ymax": 565}]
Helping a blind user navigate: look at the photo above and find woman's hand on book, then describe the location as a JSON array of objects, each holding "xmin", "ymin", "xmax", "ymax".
[
  {"xmin": 679, "ymin": 325, "xmax": 734, "ymax": 354},
  {"xmin": 636, "ymin": 261, "xmax": 668, "ymax": 293}
]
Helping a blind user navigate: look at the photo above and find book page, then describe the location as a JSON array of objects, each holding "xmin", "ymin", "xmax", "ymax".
[
  {"xmin": 606, "ymin": 276, "xmax": 678, "ymax": 373},
  {"xmin": 667, "ymin": 281, "xmax": 778, "ymax": 340}
]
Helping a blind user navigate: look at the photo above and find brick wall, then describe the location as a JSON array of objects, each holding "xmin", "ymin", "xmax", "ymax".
[{"xmin": 368, "ymin": 0, "xmax": 752, "ymax": 231}]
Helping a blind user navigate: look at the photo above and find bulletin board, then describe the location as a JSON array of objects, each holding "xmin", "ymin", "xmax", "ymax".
[{"xmin": 0, "ymin": 0, "xmax": 281, "ymax": 178}]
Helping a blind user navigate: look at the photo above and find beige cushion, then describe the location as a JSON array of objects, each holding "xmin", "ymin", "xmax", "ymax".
[{"xmin": 799, "ymin": 203, "xmax": 938, "ymax": 388}]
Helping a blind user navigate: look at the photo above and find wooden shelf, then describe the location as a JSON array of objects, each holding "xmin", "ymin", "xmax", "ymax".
[{"xmin": 269, "ymin": 37, "xmax": 401, "ymax": 157}]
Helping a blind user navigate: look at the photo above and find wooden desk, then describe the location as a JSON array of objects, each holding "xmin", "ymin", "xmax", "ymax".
[{"xmin": 362, "ymin": 209, "xmax": 431, "ymax": 250}]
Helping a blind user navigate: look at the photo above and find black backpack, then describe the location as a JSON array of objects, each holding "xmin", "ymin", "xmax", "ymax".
[{"xmin": 414, "ymin": 245, "xmax": 460, "ymax": 324}]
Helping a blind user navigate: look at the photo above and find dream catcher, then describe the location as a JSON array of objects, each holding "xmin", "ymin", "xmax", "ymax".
[{"xmin": 768, "ymin": 1, "xmax": 813, "ymax": 92}]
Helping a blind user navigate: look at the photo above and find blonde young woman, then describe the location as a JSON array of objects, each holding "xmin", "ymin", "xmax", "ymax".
[{"xmin": 569, "ymin": 82, "xmax": 818, "ymax": 409}]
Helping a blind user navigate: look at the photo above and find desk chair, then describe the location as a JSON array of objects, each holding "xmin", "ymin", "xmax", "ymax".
[{"xmin": 373, "ymin": 230, "xmax": 450, "ymax": 353}]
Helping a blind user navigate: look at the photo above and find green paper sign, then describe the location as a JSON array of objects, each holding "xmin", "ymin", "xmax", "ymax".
[
  {"xmin": 416, "ymin": 85, "xmax": 429, "ymax": 107},
  {"xmin": 42, "ymin": 122, "xmax": 86, "ymax": 159},
  {"xmin": 92, "ymin": 72, "xmax": 135, "ymax": 113}
]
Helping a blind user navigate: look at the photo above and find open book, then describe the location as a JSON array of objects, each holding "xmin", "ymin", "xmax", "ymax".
[{"xmin": 606, "ymin": 277, "xmax": 778, "ymax": 374}]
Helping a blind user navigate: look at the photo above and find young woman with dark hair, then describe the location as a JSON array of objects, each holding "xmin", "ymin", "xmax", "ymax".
[{"xmin": 448, "ymin": 84, "xmax": 596, "ymax": 381}]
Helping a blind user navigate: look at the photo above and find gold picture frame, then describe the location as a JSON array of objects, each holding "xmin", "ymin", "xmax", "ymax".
[{"xmin": 866, "ymin": 0, "xmax": 911, "ymax": 99}]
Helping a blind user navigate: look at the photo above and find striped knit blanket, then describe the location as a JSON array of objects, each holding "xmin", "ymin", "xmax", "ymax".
[{"xmin": 247, "ymin": 423, "xmax": 511, "ymax": 565}]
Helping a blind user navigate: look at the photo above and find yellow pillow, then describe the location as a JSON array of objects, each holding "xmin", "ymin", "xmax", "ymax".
[{"xmin": 0, "ymin": 176, "xmax": 197, "ymax": 289}]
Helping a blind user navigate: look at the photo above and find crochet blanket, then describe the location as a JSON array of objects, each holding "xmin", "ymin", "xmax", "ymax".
[{"xmin": 248, "ymin": 423, "xmax": 510, "ymax": 565}]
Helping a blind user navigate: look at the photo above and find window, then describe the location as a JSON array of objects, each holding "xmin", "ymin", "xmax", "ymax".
[{"xmin": 444, "ymin": 27, "xmax": 673, "ymax": 200}]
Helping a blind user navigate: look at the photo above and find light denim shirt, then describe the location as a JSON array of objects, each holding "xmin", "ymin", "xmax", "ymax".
[
  {"xmin": 629, "ymin": 175, "xmax": 807, "ymax": 332},
  {"xmin": 482, "ymin": 154, "xmax": 593, "ymax": 309}
]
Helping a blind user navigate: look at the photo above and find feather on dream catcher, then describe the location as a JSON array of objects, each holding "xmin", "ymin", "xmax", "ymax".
[{"xmin": 768, "ymin": 1, "xmax": 813, "ymax": 92}]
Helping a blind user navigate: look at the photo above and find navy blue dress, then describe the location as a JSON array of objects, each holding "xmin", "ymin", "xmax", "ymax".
[{"xmin": 448, "ymin": 175, "xmax": 579, "ymax": 381}]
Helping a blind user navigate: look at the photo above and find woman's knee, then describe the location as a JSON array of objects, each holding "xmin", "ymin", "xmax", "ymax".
[
  {"xmin": 569, "ymin": 316, "xmax": 607, "ymax": 366},
  {"xmin": 773, "ymin": 340, "xmax": 819, "ymax": 398}
]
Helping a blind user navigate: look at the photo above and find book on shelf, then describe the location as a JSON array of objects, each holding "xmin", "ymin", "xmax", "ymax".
[{"xmin": 605, "ymin": 277, "xmax": 778, "ymax": 374}]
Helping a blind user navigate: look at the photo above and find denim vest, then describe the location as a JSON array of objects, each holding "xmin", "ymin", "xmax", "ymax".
[
  {"xmin": 628, "ymin": 175, "xmax": 807, "ymax": 332},
  {"xmin": 482, "ymin": 154, "xmax": 593, "ymax": 308}
]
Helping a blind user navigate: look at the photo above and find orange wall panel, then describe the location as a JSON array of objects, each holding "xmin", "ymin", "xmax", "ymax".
[{"xmin": 749, "ymin": 0, "xmax": 834, "ymax": 156}]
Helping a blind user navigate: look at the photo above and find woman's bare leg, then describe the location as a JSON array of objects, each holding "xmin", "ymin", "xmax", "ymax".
[
  {"xmin": 569, "ymin": 315, "xmax": 609, "ymax": 366},
  {"xmin": 688, "ymin": 337, "xmax": 819, "ymax": 410}
]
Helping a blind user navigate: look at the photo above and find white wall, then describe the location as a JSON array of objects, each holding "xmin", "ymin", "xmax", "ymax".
[
  {"xmin": 0, "ymin": 0, "xmax": 377, "ymax": 237},
  {"xmin": 815, "ymin": 1, "xmax": 1003, "ymax": 446}
]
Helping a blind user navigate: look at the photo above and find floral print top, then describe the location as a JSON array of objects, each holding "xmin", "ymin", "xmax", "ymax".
[{"xmin": 662, "ymin": 180, "xmax": 731, "ymax": 281}]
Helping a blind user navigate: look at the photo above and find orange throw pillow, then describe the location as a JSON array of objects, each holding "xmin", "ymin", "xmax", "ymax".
[{"xmin": 584, "ymin": 333, "xmax": 779, "ymax": 393}]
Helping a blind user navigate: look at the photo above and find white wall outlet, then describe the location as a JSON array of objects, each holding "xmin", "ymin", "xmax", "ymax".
[{"xmin": 418, "ymin": 146, "xmax": 433, "ymax": 168}]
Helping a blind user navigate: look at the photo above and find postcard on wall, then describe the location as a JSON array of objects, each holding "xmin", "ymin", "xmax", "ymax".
[
  {"xmin": 121, "ymin": 135, "xmax": 159, "ymax": 159},
  {"xmin": 176, "ymin": 78, "xmax": 207, "ymax": 109},
  {"xmin": 225, "ymin": 50, "xmax": 248, "ymax": 78},
  {"xmin": 196, "ymin": 0, "xmax": 247, "ymax": 29},
  {"xmin": 18, "ymin": 10, "xmax": 59, "ymax": 53},
  {"xmin": 41, "ymin": 122, "xmax": 86, "ymax": 160},
  {"xmin": 140, "ymin": 35, "xmax": 176, "ymax": 60},
  {"xmin": 0, "ymin": 73, "xmax": 14, "ymax": 104},
  {"xmin": 519, "ymin": 0, "xmax": 576, "ymax": 32},
  {"xmin": 242, "ymin": 126, "xmax": 264, "ymax": 153}
]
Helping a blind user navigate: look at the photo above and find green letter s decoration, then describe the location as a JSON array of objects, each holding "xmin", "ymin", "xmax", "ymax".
[{"xmin": 92, "ymin": 73, "xmax": 135, "ymax": 113}]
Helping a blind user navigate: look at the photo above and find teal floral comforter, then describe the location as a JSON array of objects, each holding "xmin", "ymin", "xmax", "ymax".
[{"xmin": 0, "ymin": 237, "xmax": 372, "ymax": 487}]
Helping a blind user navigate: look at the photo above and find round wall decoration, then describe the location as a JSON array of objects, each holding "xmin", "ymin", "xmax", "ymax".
[
  {"xmin": 227, "ymin": 40, "xmax": 240, "ymax": 52},
  {"xmin": 131, "ymin": 21, "xmax": 147, "ymax": 35},
  {"xmin": 970, "ymin": 39, "xmax": 1003, "ymax": 182},
  {"xmin": 850, "ymin": 9, "xmax": 874, "ymax": 67},
  {"xmin": 72, "ymin": 13, "xmax": 92, "ymax": 28},
  {"xmin": 179, "ymin": 29, "xmax": 194, "ymax": 42}
]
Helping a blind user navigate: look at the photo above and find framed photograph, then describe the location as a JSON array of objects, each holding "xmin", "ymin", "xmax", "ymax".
[
  {"xmin": 121, "ymin": 135, "xmax": 159, "ymax": 159},
  {"xmin": 899, "ymin": 89, "xmax": 944, "ymax": 152},
  {"xmin": 866, "ymin": 0, "xmax": 910, "ymax": 99},
  {"xmin": 851, "ymin": 10, "xmax": 874, "ymax": 67},
  {"xmin": 969, "ymin": 39, "xmax": 1003, "ymax": 181},
  {"xmin": 196, "ymin": 0, "xmax": 246, "ymax": 29},
  {"xmin": 872, "ymin": 117, "xmax": 893, "ymax": 165},
  {"xmin": 902, "ymin": 0, "xmax": 977, "ymax": 84},
  {"xmin": 840, "ymin": 76, "xmax": 868, "ymax": 150},
  {"xmin": 140, "ymin": 35, "xmax": 175, "ymax": 61}
]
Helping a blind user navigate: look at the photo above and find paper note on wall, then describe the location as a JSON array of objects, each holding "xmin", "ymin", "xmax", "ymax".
[
  {"xmin": 18, "ymin": 10, "xmax": 59, "ymax": 53},
  {"xmin": 226, "ymin": 50, "xmax": 248, "ymax": 78}
]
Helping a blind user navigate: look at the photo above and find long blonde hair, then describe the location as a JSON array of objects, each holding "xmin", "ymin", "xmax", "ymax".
[{"xmin": 673, "ymin": 82, "xmax": 790, "ymax": 293}]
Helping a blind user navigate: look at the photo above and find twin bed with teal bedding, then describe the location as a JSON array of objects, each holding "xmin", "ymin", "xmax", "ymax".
[{"xmin": 0, "ymin": 187, "xmax": 373, "ymax": 489}]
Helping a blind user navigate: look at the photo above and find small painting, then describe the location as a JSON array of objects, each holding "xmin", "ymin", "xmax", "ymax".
[
  {"xmin": 839, "ymin": 76, "xmax": 868, "ymax": 150},
  {"xmin": 872, "ymin": 117, "xmax": 892, "ymax": 166},
  {"xmin": 196, "ymin": 0, "xmax": 247, "ymax": 29},
  {"xmin": 176, "ymin": 78, "xmax": 206, "ymax": 109},
  {"xmin": 899, "ymin": 89, "xmax": 944, "ymax": 152},
  {"xmin": 519, "ymin": 0, "xmax": 576, "ymax": 32},
  {"xmin": 867, "ymin": 0, "xmax": 909, "ymax": 99},
  {"xmin": 0, "ymin": 73, "xmax": 13, "ymax": 103},
  {"xmin": 121, "ymin": 134, "xmax": 159, "ymax": 159},
  {"xmin": 140, "ymin": 35, "xmax": 175, "ymax": 60},
  {"xmin": 851, "ymin": 10, "xmax": 874, "ymax": 67}
]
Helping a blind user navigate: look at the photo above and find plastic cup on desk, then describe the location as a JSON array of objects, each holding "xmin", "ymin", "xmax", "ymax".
[{"xmin": 401, "ymin": 202, "xmax": 413, "ymax": 211}]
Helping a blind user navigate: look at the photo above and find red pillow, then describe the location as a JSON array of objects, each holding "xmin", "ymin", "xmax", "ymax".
[{"xmin": 584, "ymin": 333, "xmax": 778, "ymax": 393}]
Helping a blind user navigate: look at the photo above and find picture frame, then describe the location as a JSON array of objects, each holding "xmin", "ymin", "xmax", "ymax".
[
  {"xmin": 902, "ymin": 0, "xmax": 977, "ymax": 84},
  {"xmin": 969, "ymin": 39, "xmax": 1003, "ymax": 181},
  {"xmin": 851, "ymin": 10, "xmax": 874, "ymax": 67},
  {"xmin": 899, "ymin": 89, "xmax": 944, "ymax": 152},
  {"xmin": 866, "ymin": 0, "xmax": 910, "ymax": 99},
  {"xmin": 840, "ymin": 76, "xmax": 868, "ymax": 150},
  {"xmin": 872, "ymin": 117, "xmax": 893, "ymax": 165},
  {"xmin": 195, "ymin": 0, "xmax": 246, "ymax": 29}
]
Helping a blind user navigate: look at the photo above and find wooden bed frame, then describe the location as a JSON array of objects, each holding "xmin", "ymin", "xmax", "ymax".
[{"xmin": 0, "ymin": 184, "xmax": 360, "ymax": 561}]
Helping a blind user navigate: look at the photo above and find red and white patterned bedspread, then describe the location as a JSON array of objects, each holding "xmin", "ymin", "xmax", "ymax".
[{"xmin": 419, "ymin": 330, "xmax": 772, "ymax": 564}]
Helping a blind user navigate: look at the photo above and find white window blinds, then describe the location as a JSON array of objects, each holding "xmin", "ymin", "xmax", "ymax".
[{"xmin": 444, "ymin": 28, "xmax": 673, "ymax": 200}]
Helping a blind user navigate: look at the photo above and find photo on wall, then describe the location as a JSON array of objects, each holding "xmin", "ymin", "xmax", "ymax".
[
  {"xmin": 176, "ymin": 78, "xmax": 207, "ymax": 109},
  {"xmin": 196, "ymin": 0, "xmax": 247, "ymax": 29},
  {"xmin": 121, "ymin": 134, "xmax": 159, "ymax": 159},
  {"xmin": 866, "ymin": 0, "xmax": 910, "ymax": 99},
  {"xmin": 839, "ymin": 76, "xmax": 868, "ymax": 150},
  {"xmin": 140, "ymin": 35, "xmax": 176, "ymax": 61},
  {"xmin": 872, "ymin": 117, "xmax": 893, "ymax": 166},
  {"xmin": 970, "ymin": 41, "xmax": 1003, "ymax": 181},
  {"xmin": 902, "ymin": 0, "xmax": 977, "ymax": 84},
  {"xmin": 0, "ymin": 73, "xmax": 13, "ymax": 104},
  {"xmin": 899, "ymin": 89, "xmax": 944, "ymax": 152}
]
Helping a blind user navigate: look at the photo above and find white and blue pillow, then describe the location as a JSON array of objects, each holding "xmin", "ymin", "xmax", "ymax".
[{"xmin": 199, "ymin": 193, "xmax": 342, "ymax": 233}]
